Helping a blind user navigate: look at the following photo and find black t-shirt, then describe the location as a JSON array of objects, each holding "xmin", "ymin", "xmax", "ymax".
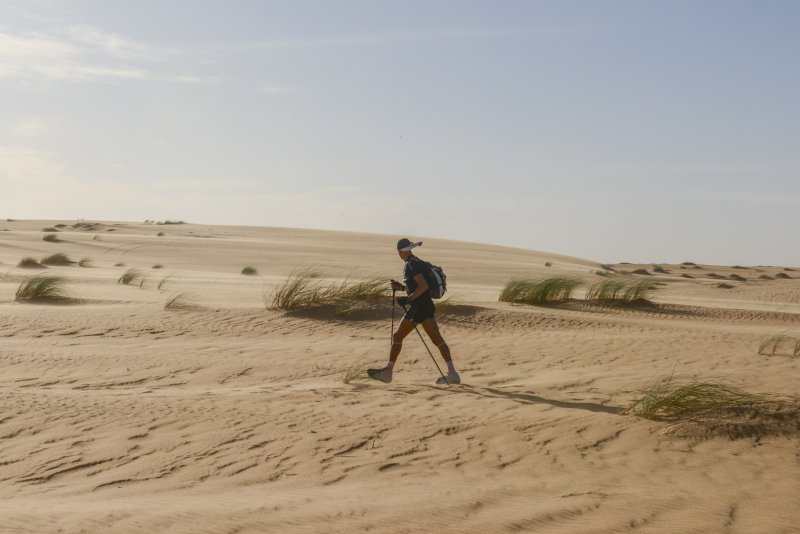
[{"xmin": 403, "ymin": 256, "xmax": 429, "ymax": 297}]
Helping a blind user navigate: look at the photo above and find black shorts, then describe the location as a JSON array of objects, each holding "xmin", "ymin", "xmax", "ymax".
[{"xmin": 404, "ymin": 297, "xmax": 435, "ymax": 323}]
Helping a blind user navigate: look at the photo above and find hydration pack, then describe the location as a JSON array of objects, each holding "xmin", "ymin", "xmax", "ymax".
[{"xmin": 422, "ymin": 261, "xmax": 447, "ymax": 299}]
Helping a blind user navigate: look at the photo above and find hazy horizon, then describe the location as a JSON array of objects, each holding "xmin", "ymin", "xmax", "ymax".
[{"xmin": 2, "ymin": 1, "xmax": 798, "ymax": 266}]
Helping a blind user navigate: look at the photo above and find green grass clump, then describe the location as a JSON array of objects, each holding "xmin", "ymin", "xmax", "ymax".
[
  {"xmin": 117, "ymin": 268, "xmax": 144, "ymax": 285},
  {"xmin": 78, "ymin": 258, "xmax": 93, "ymax": 268},
  {"xmin": 268, "ymin": 270, "xmax": 388, "ymax": 311},
  {"xmin": 758, "ymin": 334, "xmax": 800, "ymax": 357},
  {"xmin": 331, "ymin": 277, "xmax": 387, "ymax": 301},
  {"xmin": 622, "ymin": 279, "xmax": 657, "ymax": 302},
  {"xmin": 41, "ymin": 253, "xmax": 74, "ymax": 266},
  {"xmin": 624, "ymin": 374, "xmax": 800, "ymax": 438},
  {"xmin": 581, "ymin": 279, "xmax": 657, "ymax": 305},
  {"xmin": 625, "ymin": 375, "xmax": 768, "ymax": 421},
  {"xmin": 241, "ymin": 266, "xmax": 258, "ymax": 276},
  {"xmin": 164, "ymin": 292, "xmax": 200, "ymax": 310},
  {"xmin": 499, "ymin": 277, "xmax": 582, "ymax": 305},
  {"xmin": 18, "ymin": 257, "xmax": 46, "ymax": 269},
  {"xmin": 585, "ymin": 279, "xmax": 628, "ymax": 301},
  {"xmin": 15, "ymin": 275, "xmax": 68, "ymax": 302},
  {"xmin": 268, "ymin": 269, "xmax": 327, "ymax": 309}
]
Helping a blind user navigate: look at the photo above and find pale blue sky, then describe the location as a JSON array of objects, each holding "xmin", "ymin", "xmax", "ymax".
[{"xmin": 2, "ymin": 1, "xmax": 798, "ymax": 265}]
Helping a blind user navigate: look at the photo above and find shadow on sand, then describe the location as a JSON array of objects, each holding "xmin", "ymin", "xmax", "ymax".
[{"xmin": 420, "ymin": 383, "xmax": 622, "ymax": 415}]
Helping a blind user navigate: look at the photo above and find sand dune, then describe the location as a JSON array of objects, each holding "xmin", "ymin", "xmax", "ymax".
[{"xmin": 2, "ymin": 220, "xmax": 800, "ymax": 533}]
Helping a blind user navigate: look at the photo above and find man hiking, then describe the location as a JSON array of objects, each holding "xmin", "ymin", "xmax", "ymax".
[{"xmin": 368, "ymin": 238, "xmax": 461, "ymax": 385}]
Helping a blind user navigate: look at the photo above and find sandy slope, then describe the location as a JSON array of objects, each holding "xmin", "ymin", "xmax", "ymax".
[{"xmin": 1, "ymin": 220, "xmax": 800, "ymax": 533}]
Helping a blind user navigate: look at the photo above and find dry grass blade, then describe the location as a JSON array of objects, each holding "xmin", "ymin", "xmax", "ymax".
[
  {"xmin": 15, "ymin": 275, "xmax": 68, "ymax": 302},
  {"xmin": 117, "ymin": 268, "xmax": 143, "ymax": 285},
  {"xmin": 164, "ymin": 292, "xmax": 201, "ymax": 310},
  {"xmin": 341, "ymin": 359, "xmax": 370, "ymax": 384},
  {"xmin": 758, "ymin": 333, "xmax": 800, "ymax": 357},
  {"xmin": 499, "ymin": 277, "xmax": 582, "ymax": 305},
  {"xmin": 157, "ymin": 275, "xmax": 172, "ymax": 290}
]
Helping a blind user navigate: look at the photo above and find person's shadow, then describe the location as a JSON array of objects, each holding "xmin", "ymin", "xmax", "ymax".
[{"xmin": 423, "ymin": 383, "xmax": 622, "ymax": 415}]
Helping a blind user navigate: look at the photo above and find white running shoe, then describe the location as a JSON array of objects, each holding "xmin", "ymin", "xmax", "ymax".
[
  {"xmin": 367, "ymin": 367, "xmax": 393, "ymax": 383},
  {"xmin": 436, "ymin": 372, "xmax": 460, "ymax": 385}
]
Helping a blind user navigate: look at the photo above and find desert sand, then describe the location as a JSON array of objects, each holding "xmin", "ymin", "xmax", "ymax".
[{"xmin": 1, "ymin": 220, "xmax": 799, "ymax": 533}]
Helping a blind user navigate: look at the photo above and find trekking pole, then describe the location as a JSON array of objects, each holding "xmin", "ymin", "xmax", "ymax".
[
  {"xmin": 401, "ymin": 304, "xmax": 448, "ymax": 384},
  {"xmin": 390, "ymin": 288, "xmax": 396, "ymax": 349}
]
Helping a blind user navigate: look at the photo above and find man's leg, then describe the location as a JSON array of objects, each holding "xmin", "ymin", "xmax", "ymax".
[
  {"xmin": 420, "ymin": 318, "xmax": 460, "ymax": 384},
  {"xmin": 368, "ymin": 318, "xmax": 415, "ymax": 383}
]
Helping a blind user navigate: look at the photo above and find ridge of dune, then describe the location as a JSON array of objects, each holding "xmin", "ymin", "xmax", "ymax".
[{"xmin": 2, "ymin": 219, "xmax": 800, "ymax": 533}]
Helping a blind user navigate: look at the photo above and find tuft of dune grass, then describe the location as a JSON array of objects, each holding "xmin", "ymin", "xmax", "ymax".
[
  {"xmin": 499, "ymin": 277, "xmax": 582, "ymax": 305},
  {"xmin": 117, "ymin": 268, "xmax": 143, "ymax": 285},
  {"xmin": 15, "ymin": 275, "xmax": 68, "ymax": 302},
  {"xmin": 623, "ymin": 376, "xmax": 800, "ymax": 439},
  {"xmin": 41, "ymin": 227, "xmax": 59, "ymax": 232},
  {"xmin": 164, "ymin": 292, "xmax": 200, "ymax": 310},
  {"xmin": 621, "ymin": 279, "xmax": 657, "ymax": 302},
  {"xmin": 157, "ymin": 275, "xmax": 172, "ymax": 290},
  {"xmin": 241, "ymin": 266, "xmax": 258, "ymax": 276},
  {"xmin": 625, "ymin": 374, "xmax": 762, "ymax": 420},
  {"xmin": 624, "ymin": 373, "xmax": 800, "ymax": 437},
  {"xmin": 41, "ymin": 253, "xmax": 74, "ymax": 266},
  {"xmin": 152, "ymin": 264, "xmax": 164, "ymax": 269},
  {"xmin": 268, "ymin": 269, "xmax": 326, "ymax": 309},
  {"xmin": 585, "ymin": 279, "xmax": 628, "ymax": 301},
  {"xmin": 43, "ymin": 234, "xmax": 60, "ymax": 242},
  {"xmin": 332, "ymin": 277, "xmax": 391, "ymax": 316},
  {"xmin": 759, "ymin": 333, "xmax": 800, "ymax": 357},
  {"xmin": 268, "ymin": 270, "xmax": 388, "ymax": 311},
  {"xmin": 18, "ymin": 257, "xmax": 46, "ymax": 269},
  {"xmin": 78, "ymin": 258, "xmax": 93, "ymax": 268},
  {"xmin": 341, "ymin": 359, "xmax": 370, "ymax": 384}
]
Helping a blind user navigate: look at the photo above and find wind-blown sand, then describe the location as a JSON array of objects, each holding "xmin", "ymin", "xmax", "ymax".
[{"xmin": 1, "ymin": 220, "xmax": 799, "ymax": 533}]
